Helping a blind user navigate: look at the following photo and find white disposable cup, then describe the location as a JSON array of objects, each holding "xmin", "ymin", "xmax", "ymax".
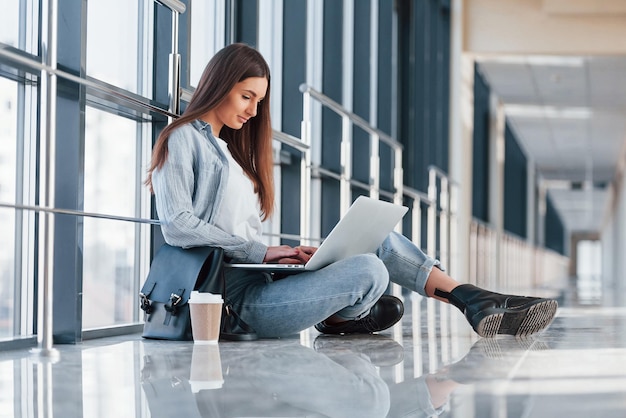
[
  {"xmin": 189, "ymin": 344, "xmax": 224, "ymax": 392},
  {"xmin": 188, "ymin": 291, "xmax": 223, "ymax": 344}
]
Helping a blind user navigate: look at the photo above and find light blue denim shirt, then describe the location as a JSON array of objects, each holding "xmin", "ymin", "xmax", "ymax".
[{"xmin": 151, "ymin": 120, "xmax": 268, "ymax": 263}]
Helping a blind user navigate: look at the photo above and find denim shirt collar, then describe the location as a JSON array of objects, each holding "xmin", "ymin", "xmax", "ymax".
[
  {"xmin": 193, "ymin": 119, "xmax": 212, "ymax": 134},
  {"xmin": 184, "ymin": 119, "xmax": 229, "ymax": 226}
]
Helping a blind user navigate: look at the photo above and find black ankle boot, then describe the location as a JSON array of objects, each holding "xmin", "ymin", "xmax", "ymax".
[
  {"xmin": 315, "ymin": 295, "xmax": 404, "ymax": 335},
  {"xmin": 435, "ymin": 284, "xmax": 558, "ymax": 337}
]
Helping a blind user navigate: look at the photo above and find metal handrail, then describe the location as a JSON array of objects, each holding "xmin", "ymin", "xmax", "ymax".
[
  {"xmin": 312, "ymin": 165, "xmax": 385, "ymax": 194},
  {"xmin": 0, "ymin": 47, "xmax": 309, "ymax": 151},
  {"xmin": 0, "ymin": 45, "xmax": 179, "ymax": 119},
  {"xmin": 0, "ymin": 60, "xmax": 456, "ymax": 244},
  {"xmin": 272, "ymin": 130, "xmax": 310, "ymax": 152},
  {"xmin": 297, "ymin": 83, "xmax": 460, "ymax": 277},
  {"xmin": 428, "ymin": 164, "xmax": 459, "ymax": 185},
  {"xmin": 180, "ymin": 88, "xmax": 310, "ymax": 152},
  {"xmin": 299, "ymin": 84, "xmax": 402, "ymax": 150},
  {"xmin": 426, "ymin": 166, "xmax": 459, "ymax": 272},
  {"xmin": 0, "ymin": 203, "xmax": 161, "ymax": 225},
  {"xmin": 298, "ymin": 83, "xmax": 461, "ymax": 308},
  {"xmin": 403, "ymin": 185, "xmax": 434, "ymax": 205},
  {"xmin": 0, "ymin": 65, "xmax": 309, "ymax": 227},
  {"xmin": 299, "ymin": 83, "xmax": 404, "ymax": 229},
  {"xmin": 155, "ymin": 0, "xmax": 186, "ymax": 14}
]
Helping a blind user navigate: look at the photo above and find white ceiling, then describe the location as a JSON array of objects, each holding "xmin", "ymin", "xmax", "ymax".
[{"xmin": 476, "ymin": 56, "xmax": 626, "ymax": 233}]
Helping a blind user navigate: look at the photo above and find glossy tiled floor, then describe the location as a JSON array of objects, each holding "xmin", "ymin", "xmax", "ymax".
[{"xmin": 1, "ymin": 280, "xmax": 626, "ymax": 417}]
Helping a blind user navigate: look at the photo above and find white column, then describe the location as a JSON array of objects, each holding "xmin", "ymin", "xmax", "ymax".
[
  {"xmin": 537, "ymin": 180, "xmax": 547, "ymax": 247},
  {"xmin": 488, "ymin": 93, "xmax": 505, "ymax": 287},
  {"xmin": 258, "ymin": 0, "xmax": 284, "ymax": 129},
  {"xmin": 340, "ymin": 0, "xmax": 354, "ymax": 215},
  {"xmin": 258, "ymin": 0, "xmax": 284, "ymax": 245},
  {"xmin": 306, "ymin": 0, "xmax": 324, "ymax": 239},
  {"xmin": 369, "ymin": 0, "xmax": 378, "ymax": 127},
  {"xmin": 526, "ymin": 158, "xmax": 537, "ymax": 245},
  {"xmin": 447, "ymin": 0, "xmax": 473, "ymax": 281}
]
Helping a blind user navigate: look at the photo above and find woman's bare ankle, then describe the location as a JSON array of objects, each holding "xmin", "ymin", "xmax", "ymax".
[{"xmin": 424, "ymin": 267, "xmax": 460, "ymax": 301}]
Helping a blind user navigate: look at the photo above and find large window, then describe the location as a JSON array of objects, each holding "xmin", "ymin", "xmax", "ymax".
[
  {"xmin": 82, "ymin": 343, "xmax": 142, "ymax": 416},
  {"xmin": 86, "ymin": 0, "xmax": 150, "ymax": 97},
  {"xmin": 82, "ymin": 0, "xmax": 154, "ymax": 330},
  {"xmin": 0, "ymin": 360, "xmax": 14, "ymax": 415},
  {"xmin": 0, "ymin": 0, "xmax": 255, "ymax": 345},
  {"xmin": 0, "ymin": 79, "xmax": 18, "ymax": 338},
  {"xmin": 82, "ymin": 108, "xmax": 151, "ymax": 329},
  {"xmin": 0, "ymin": 71, "xmax": 38, "ymax": 340},
  {"xmin": 0, "ymin": 0, "xmax": 40, "ymax": 339}
]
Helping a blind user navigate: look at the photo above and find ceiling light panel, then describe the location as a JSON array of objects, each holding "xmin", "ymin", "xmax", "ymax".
[{"xmin": 531, "ymin": 64, "xmax": 588, "ymax": 107}]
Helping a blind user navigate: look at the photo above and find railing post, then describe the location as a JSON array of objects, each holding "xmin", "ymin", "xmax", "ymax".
[
  {"xmin": 168, "ymin": 5, "xmax": 183, "ymax": 117},
  {"xmin": 439, "ymin": 176, "xmax": 449, "ymax": 270},
  {"xmin": 300, "ymin": 87, "xmax": 312, "ymax": 246},
  {"xmin": 393, "ymin": 147, "xmax": 404, "ymax": 206},
  {"xmin": 427, "ymin": 168, "xmax": 438, "ymax": 258},
  {"xmin": 369, "ymin": 133, "xmax": 380, "ymax": 200},
  {"xmin": 31, "ymin": 0, "xmax": 59, "ymax": 359},
  {"xmin": 412, "ymin": 199, "xmax": 422, "ymax": 248},
  {"xmin": 340, "ymin": 115, "xmax": 352, "ymax": 215},
  {"xmin": 449, "ymin": 182, "xmax": 459, "ymax": 279}
]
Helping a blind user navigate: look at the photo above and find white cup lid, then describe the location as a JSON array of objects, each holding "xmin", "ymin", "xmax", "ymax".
[
  {"xmin": 189, "ymin": 291, "xmax": 223, "ymax": 303},
  {"xmin": 189, "ymin": 380, "xmax": 224, "ymax": 392},
  {"xmin": 193, "ymin": 339, "xmax": 219, "ymax": 345}
]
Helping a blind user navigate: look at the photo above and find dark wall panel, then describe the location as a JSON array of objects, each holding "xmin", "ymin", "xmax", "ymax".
[
  {"xmin": 378, "ymin": 0, "xmax": 394, "ymax": 193},
  {"xmin": 53, "ymin": 0, "xmax": 85, "ymax": 344},
  {"xmin": 351, "ymin": 1, "xmax": 371, "ymax": 185},
  {"xmin": 472, "ymin": 65, "xmax": 490, "ymax": 222},
  {"xmin": 545, "ymin": 195, "xmax": 565, "ymax": 255},
  {"xmin": 280, "ymin": 0, "xmax": 308, "ymax": 244},
  {"xmin": 235, "ymin": 0, "xmax": 258, "ymax": 46},
  {"xmin": 503, "ymin": 123, "xmax": 527, "ymax": 238},
  {"xmin": 397, "ymin": 0, "xmax": 451, "ymax": 193}
]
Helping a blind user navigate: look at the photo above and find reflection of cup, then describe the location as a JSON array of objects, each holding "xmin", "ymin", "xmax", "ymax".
[
  {"xmin": 189, "ymin": 343, "xmax": 224, "ymax": 392},
  {"xmin": 188, "ymin": 291, "xmax": 223, "ymax": 344}
]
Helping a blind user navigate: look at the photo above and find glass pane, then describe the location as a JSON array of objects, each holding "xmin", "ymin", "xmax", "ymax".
[
  {"xmin": 82, "ymin": 108, "xmax": 138, "ymax": 329},
  {"xmin": 0, "ymin": 360, "xmax": 14, "ymax": 416},
  {"xmin": 0, "ymin": 1, "xmax": 19, "ymax": 48},
  {"xmin": 86, "ymin": 0, "xmax": 141, "ymax": 94},
  {"xmin": 0, "ymin": 0, "xmax": 39, "ymax": 54},
  {"xmin": 189, "ymin": 0, "xmax": 225, "ymax": 87},
  {"xmin": 0, "ymin": 78, "xmax": 17, "ymax": 338},
  {"xmin": 82, "ymin": 343, "xmax": 140, "ymax": 417}
]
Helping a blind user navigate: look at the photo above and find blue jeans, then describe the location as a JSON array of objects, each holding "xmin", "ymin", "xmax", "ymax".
[{"xmin": 225, "ymin": 231, "xmax": 440, "ymax": 338}]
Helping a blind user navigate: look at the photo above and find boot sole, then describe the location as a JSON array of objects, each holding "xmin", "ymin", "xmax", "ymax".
[{"xmin": 474, "ymin": 299, "xmax": 558, "ymax": 337}]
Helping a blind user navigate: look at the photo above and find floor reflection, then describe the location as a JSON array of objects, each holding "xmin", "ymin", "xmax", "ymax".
[
  {"xmin": 140, "ymin": 334, "xmax": 551, "ymax": 418},
  {"xmin": 3, "ymin": 283, "xmax": 626, "ymax": 417},
  {"xmin": 142, "ymin": 338, "xmax": 392, "ymax": 417}
]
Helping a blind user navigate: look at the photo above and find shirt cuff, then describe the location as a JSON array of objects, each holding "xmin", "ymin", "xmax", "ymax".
[{"xmin": 245, "ymin": 240, "xmax": 268, "ymax": 264}]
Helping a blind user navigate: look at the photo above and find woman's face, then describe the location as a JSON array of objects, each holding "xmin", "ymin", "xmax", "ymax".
[{"xmin": 204, "ymin": 76, "xmax": 268, "ymax": 135}]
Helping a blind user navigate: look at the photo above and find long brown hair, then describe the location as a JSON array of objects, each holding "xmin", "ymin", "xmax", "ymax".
[{"xmin": 146, "ymin": 43, "xmax": 274, "ymax": 220}]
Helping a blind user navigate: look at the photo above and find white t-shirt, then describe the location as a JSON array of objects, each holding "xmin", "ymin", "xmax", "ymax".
[{"xmin": 213, "ymin": 138, "xmax": 263, "ymax": 242}]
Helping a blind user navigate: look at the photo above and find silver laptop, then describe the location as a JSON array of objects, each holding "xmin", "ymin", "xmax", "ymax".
[{"xmin": 225, "ymin": 196, "xmax": 408, "ymax": 273}]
